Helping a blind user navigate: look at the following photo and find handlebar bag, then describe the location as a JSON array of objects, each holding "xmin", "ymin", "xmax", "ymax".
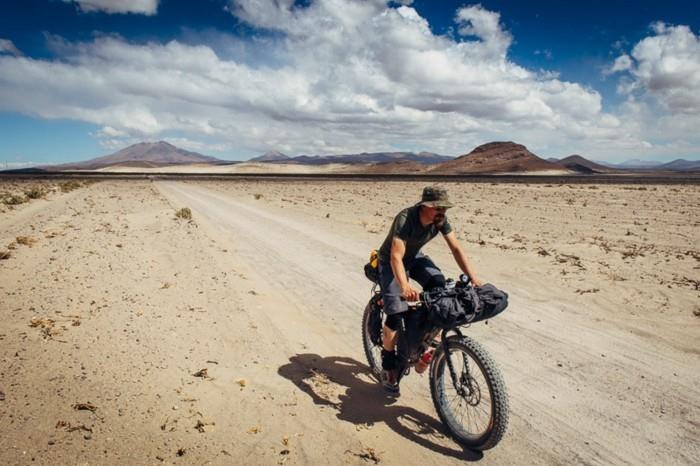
[
  {"xmin": 426, "ymin": 287, "xmax": 479, "ymax": 328},
  {"xmin": 427, "ymin": 284, "xmax": 509, "ymax": 328},
  {"xmin": 474, "ymin": 283, "xmax": 509, "ymax": 321}
]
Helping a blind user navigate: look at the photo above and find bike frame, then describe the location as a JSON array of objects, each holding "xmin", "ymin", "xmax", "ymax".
[{"xmin": 371, "ymin": 279, "xmax": 476, "ymax": 393}]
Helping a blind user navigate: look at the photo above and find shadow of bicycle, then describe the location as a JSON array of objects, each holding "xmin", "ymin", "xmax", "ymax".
[{"xmin": 277, "ymin": 353, "xmax": 483, "ymax": 461}]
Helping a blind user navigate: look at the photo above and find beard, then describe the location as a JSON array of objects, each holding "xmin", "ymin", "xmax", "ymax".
[{"xmin": 433, "ymin": 213, "xmax": 446, "ymax": 228}]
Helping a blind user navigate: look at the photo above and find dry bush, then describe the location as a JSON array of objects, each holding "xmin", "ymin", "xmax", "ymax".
[
  {"xmin": 59, "ymin": 181, "xmax": 82, "ymax": 193},
  {"xmin": 0, "ymin": 250, "xmax": 10, "ymax": 260},
  {"xmin": 2, "ymin": 194, "xmax": 26, "ymax": 205},
  {"xmin": 16, "ymin": 236, "xmax": 37, "ymax": 247},
  {"xmin": 175, "ymin": 207, "xmax": 192, "ymax": 220},
  {"xmin": 621, "ymin": 244, "xmax": 651, "ymax": 259},
  {"xmin": 24, "ymin": 187, "xmax": 46, "ymax": 199},
  {"xmin": 254, "ymin": 193, "xmax": 263, "ymax": 200}
]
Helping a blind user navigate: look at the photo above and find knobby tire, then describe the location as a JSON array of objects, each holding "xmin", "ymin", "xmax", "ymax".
[{"xmin": 429, "ymin": 335, "xmax": 509, "ymax": 450}]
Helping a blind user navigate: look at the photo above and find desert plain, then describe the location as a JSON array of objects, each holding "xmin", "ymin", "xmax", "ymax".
[{"xmin": 0, "ymin": 177, "xmax": 698, "ymax": 465}]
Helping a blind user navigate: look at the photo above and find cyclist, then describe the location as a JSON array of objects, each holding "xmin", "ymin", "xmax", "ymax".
[{"xmin": 377, "ymin": 186, "xmax": 483, "ymax": 395}]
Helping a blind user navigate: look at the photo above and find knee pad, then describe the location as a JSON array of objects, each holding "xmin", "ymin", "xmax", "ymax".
[
  {"xmin": 381, "ymin": 349, "xmax": 396, "ymax": 370},
  {"xmin": 385, "ymin": 313, "xmax": 402, "ymax": 331}
]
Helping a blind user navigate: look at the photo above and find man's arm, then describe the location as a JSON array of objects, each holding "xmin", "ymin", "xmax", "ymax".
[
  {"xmin": 443, "ymin": 231, "xmax": 483, "ymax": 287},
  {"xmin": 390, "ymin": 237, "xmax": 420, "ymax": 301}
]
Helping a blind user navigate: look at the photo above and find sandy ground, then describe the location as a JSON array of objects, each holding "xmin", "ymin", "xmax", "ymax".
[
  {"xmin": 96, "ymin": 162, "xmax": 357, "ymax": 174},
  {"xmin": 0, "ymin": 178, "xmax": 698, "ymax": 465}
]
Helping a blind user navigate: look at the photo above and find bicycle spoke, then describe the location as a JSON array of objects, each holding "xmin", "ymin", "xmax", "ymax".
[{"xmin": 438, "ymin": 347, "xmax": 494, "ymax": 437}]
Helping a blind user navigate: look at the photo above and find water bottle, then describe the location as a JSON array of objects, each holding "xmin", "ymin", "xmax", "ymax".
[{"xmin": 415, "ymin": 349, "xmax": 434, "ymax": 374}]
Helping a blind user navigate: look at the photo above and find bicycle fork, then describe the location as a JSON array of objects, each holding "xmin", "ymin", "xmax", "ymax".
[{"xmin": 441, "ymin": 328, "xmax": 474, "ymax": 398}]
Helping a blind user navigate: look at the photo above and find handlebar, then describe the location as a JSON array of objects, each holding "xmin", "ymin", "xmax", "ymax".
[{"xmin": 404, "ymin": 274, "xmax": 472, "ymax": 306}]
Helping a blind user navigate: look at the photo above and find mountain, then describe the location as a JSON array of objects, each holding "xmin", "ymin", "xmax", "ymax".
[
  {"xmin": 657, "ymin": 159, "xmax": 700, "ymax": 171},
  {"xmin": 429, "ymin": 141, "xmax": 567, "ymax": 174},
  {"xmin": 51, "ymin": 141, "xmax": 225, "ymax": 170},
  {"xmin": 604, "ymin": 159, "xmax": 663, "ymax": 169},
  {"xmin": 557, "ymin": 155, "xmax": 614, "ymax": 174},
  {"xmin": 249, "ymin": 151, "xmax": 452, "ymax": 165},
  {"xmin": 249, "ymin": 151, "xmax": 290, "ymax": 162}
]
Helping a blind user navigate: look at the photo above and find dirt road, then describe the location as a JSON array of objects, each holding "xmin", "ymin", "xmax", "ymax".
[
  {"xmin": 1, "ymin": 179, "xmax": 697, "ymax": 465},
  {"xmin": 157, "ymin": 181, "xmax": 699, "ymax": 465}
]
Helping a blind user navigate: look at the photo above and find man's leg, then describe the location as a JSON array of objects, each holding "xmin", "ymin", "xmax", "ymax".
[
  {"xmin": 409, "ymin": 254, "xmax": 446, "ymax": 291},
  {"xmin": 382, "ymin": 323, "xmax": 397, "ymax": 352},
  {"xmin": 408, "ymin": 254, "xmax": 446, "ymax": 345},
  {"xmin": 378, "ymin": 261, "xmax": 407, "ymax": 394},
  {"xmin": 378, "ymin": 261, "xmax": 408, "ymax": 355}
]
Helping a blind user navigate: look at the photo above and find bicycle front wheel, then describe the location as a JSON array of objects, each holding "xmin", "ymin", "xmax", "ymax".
[{"xmin": 429, "ymin": 335, "xmax": 509, "ymax": 450}]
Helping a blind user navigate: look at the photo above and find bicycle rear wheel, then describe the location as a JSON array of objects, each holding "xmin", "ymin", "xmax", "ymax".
[
  {"xmin": 361, "ymin": 297, "xmax": 384, "ymax": 380},
  {"xmin": 429, "ymin": 335, "xmax": 508, "ymax": 450}
]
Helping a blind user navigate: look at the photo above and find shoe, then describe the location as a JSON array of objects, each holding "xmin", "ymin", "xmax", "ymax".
[{"xmin": 381, "ymin": 369, "xmax": 400, "ymax": 396}]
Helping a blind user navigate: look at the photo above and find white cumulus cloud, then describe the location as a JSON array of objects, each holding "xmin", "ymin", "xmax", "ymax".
[
  {"xmin": 0, "ymin": 1, "xmax": 692, "ymax": 161},
  {"xmin": 0, "ymin": 38, "xmax": 22, "ymax": 56},
  {"xmin": 610, "ymin": 23, "xmax": 700, "ymax": 114},
  {"xmin": 65, "ymin": 0, "xmax": 159, "ymax": 15}
]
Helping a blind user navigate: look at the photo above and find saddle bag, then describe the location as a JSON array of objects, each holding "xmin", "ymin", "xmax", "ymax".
[{"xmin": 363, "ymin": 249, "xmax": 380, "ymax": 283}]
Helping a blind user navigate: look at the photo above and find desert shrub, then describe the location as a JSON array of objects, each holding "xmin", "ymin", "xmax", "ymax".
[
  {"xmin": 0, "ymin": 250, "xmax": 10, "ymax": 260},
  {"xmin": 175, "ymin": 207, "xmax": 192, "ymax": 220},
  {"xmin": 16, "ymin": 236, "xmax": 36, "ymax": 246},
  {"xmin": 254, "ymin": 193, "xmax": 263, "ymax": 200},
  {"xmin": 2, "ymin": 194, "xmax": 26, "ymax": 205},
  {"xmin": 24, "ymin": 187, "xmax": 46, "ymax": 199},
  {"xmin": 59, "ymin": 181, "xmax": 82, "ymax": 193}
]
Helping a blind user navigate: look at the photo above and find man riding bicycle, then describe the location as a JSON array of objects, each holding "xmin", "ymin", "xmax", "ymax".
[{"xmin": 377, "ymin": 186, "xmax": 483, "ymax": 395}]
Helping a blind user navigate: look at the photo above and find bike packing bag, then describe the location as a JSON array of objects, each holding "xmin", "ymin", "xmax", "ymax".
[
  {"xmin": 425, "ymin": 287, "xmax": 480, "ymax": 329},
  {"xmin": 364, "ymin": 249, "xmax": 380, "ymax": 283},
  {"xmin": 473, "ymin": 283, "xmax": 509, "ymax": 321},
  {"xmin": 426, "ymin": 284, "xmax": 509, "ymax": 327}
]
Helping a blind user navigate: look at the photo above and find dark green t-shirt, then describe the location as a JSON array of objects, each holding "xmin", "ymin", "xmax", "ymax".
[{"xmin": 377, "ymin": 205, "xmax": 452, "ymax": 263}]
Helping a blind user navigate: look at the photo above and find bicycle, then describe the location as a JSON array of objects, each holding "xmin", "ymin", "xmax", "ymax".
[{"xmin": 361, "ymin": 274, "xmax": 509, "ymax": 450}]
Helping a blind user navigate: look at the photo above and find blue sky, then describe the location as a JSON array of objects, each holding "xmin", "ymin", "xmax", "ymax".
[{"xmin": 0, "ymin": 0, "xmax": 699, "ymax": 166}]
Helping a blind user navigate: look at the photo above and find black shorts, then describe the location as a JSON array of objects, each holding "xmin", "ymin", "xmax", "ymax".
[{"xmin": 378, "ymin": 252, "xmax": 446, "ymax": 316}]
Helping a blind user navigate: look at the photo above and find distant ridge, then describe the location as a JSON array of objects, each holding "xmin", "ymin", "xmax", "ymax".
[
  {"xmin": 605, "ymin": 159, "xmax": 663, "ymax": 169},
  {"xmin": 249, "ymin": 151, "xmax": 290, "ymax": 162},
  {"xmin": 19, "ymin": 139, "xmax": 699, "ymax": 174},
  {"xmin": 248, "ymin": 151, "xmax": 451, "ymax": 165},
  {"xmin": 557, "ymin": 155, "xmax": 613, "ymax": 174},
  {"xmin": 657, "ymin": 159, "xmax": 700, "ymax": 171},
  {"xmin": 429, "ymin": 141, "xmax": 567, "ymax": 174},
  {"xmin": 361, "ymin": 160, "xmax": 426, "ymax": 174},
  {"xmin": 598, "ymin": 158, "xmax": 700, "ymax": 171},
  {"xmin": 50, "ymin": 141, "xmax": 225, "ymax": 170}
]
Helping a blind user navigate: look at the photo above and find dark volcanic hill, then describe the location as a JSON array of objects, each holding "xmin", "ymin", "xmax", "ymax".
[
  {"xmin": 557, "ymin": 155, "xmax": 614, "ymax": 174},
  {"xmin": 52, "ymin": 141, "xmax": 225, "ymax": 170},
  {"xmin": 429, "ymin": 142, "xmax": 567, "ymax": 174}
]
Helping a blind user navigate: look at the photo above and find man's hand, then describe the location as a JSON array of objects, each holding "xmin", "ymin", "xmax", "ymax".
[
  {"xmin": 444, "ymin": 232, "xmax": 484, "ymax": 288},
  {"xmin": 470, "ymin": 277, "xmax": 484, "ymax": 287},
  {"xmin": 401, "ymin": 285, "xmax": 420, "ymax": 302}
]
